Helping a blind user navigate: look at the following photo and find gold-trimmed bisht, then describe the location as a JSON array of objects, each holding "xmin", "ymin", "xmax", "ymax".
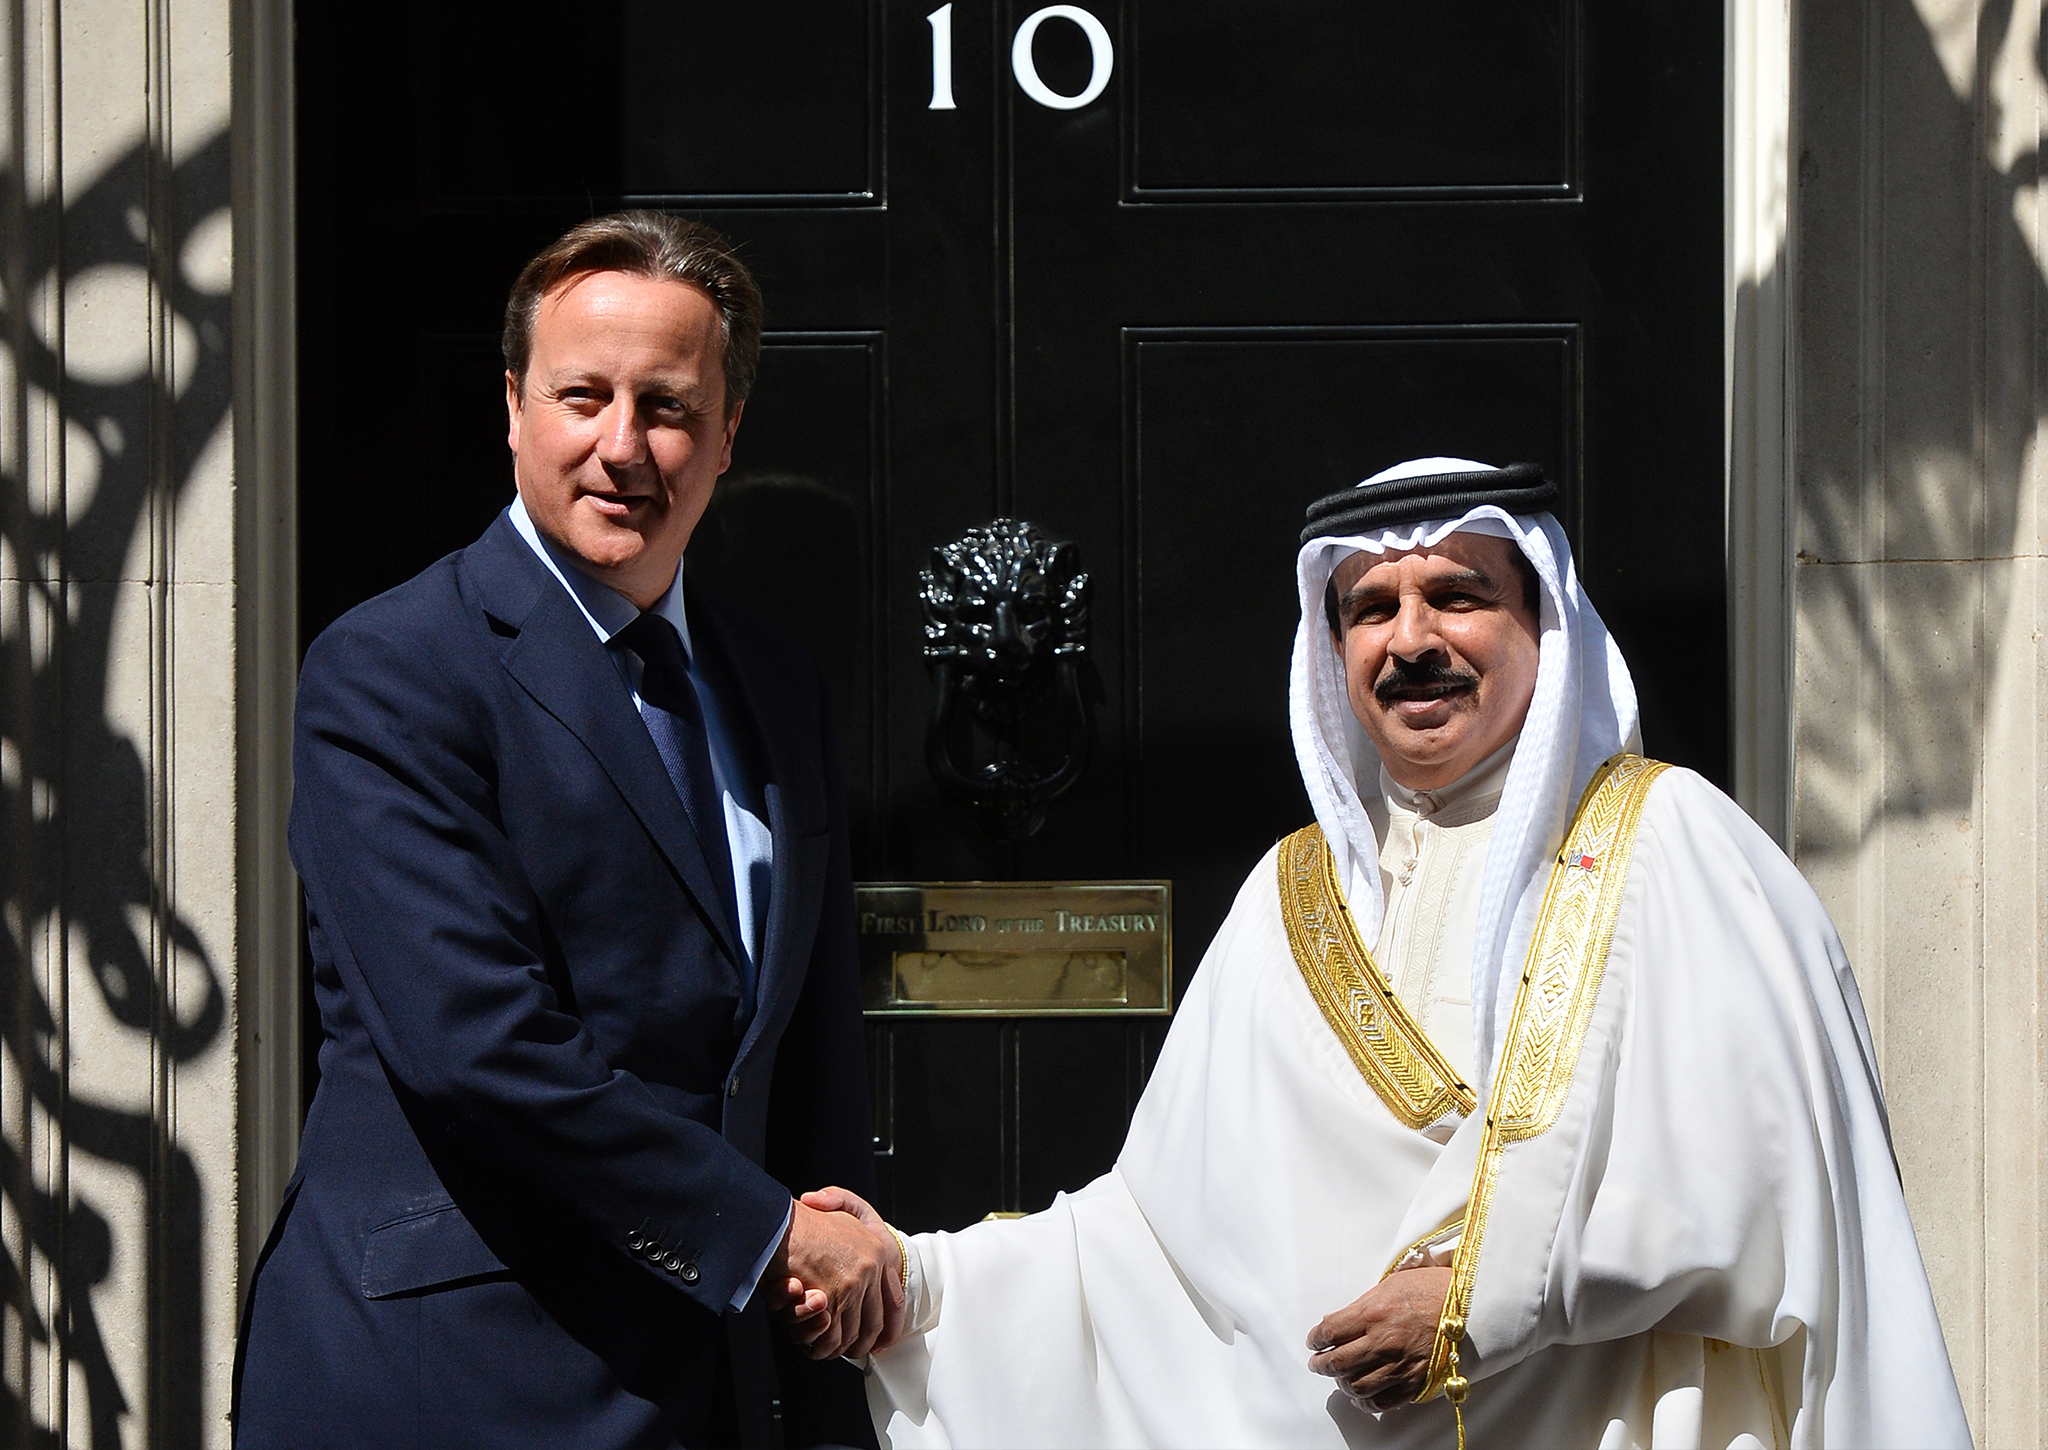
[
  {"xmin": 1277, "ymin": 826, "xmax": 1478, "ymax": 1128},
  {"xmin": 1408, "ymin": 753, "xmax": 1671, "ymax": 1449}
]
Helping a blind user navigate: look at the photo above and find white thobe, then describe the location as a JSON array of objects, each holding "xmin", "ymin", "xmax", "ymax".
[{"xmin": 866, "ymin": 768, "xmax": 1968, "ymax": 1449}]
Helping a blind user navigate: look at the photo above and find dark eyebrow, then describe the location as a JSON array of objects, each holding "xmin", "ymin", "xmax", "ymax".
[
  {"xmin": 544, "ymin": 370, "xmax": 707, "ymax": 400},
  {"xmin": 1335, "ymin": 565, "xmax": 1499, "ymax": 606},
  {"xmin": 640, "ymin": 380, "xmax": 722, "ymax": 410},
  {"xmin": 1336, "ymin": 580, "xmax": 1393, "ymax": 613},
  {"xmin": 1430, "ymin": 567, "xmax": 1498, "ymax": 594},
  {"xmin": 1335, "ymin": 567, "xmax": 1501, "ymax": 615}
]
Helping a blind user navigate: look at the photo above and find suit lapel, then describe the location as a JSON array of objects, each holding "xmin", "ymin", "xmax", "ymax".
[
  {"xmin": 468, "ymin": 516, "xmax": 747, "ymax": 969},
  {"xmin": 688, "ymin": 586, "xmax": 828, "ymax": 1055},
  {"xmin": 738, "ymin": 783, "xmax": 828, "ymax": 1061}
]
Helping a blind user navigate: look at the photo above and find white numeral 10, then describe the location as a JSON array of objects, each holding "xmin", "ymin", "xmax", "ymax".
[{"xmin": 927, "ymin": 3, "xmax": 1116, "ymax": 112}]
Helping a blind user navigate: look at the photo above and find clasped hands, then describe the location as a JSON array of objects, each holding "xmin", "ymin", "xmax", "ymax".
[
  {"xmin": 768, "ymin": 1186, "xmax": 905, "ymax": 1361},
  {"xmin": 771, "ymin": 1182, "xmax": 1451, "ymax": 1403}
]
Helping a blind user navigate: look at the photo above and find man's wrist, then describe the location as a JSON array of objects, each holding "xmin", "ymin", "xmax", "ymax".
[{"xmin": 729, "ymin": 1200, "xmax": 795, "ymax": 1312}]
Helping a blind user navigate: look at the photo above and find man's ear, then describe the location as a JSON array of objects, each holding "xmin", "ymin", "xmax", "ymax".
[
  {"xmin": 716, "ymin": 398, "xmax": 745, "ymax": 475},
  {"xmin": 505, "ymin": 371, "xmax": 523, "ymax": 454}
]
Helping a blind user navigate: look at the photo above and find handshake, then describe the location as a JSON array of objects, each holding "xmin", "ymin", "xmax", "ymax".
[{"xmin": 769, "ymin": 1186, "xmax": 909, "ymax": 1361}]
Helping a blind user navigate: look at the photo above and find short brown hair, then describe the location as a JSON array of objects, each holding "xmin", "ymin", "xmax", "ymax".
[{"xmin": 502, "ymin": 211, "xmax": 763, "ymax": 414}]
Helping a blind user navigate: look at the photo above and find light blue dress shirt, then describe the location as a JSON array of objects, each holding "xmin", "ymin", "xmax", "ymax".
[{"xmin": 509, "ymin": 496, "xmax": 788, "ymax": 1310}]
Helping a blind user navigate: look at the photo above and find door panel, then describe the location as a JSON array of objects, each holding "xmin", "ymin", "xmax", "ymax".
[
  {"xmin": 1129, "ymin": 1, "xmax": 1575, "ymax": 196},
  {"xmin": 416, "ymin": 4, "xmax": 882, "ymax": 202},
  {"xmin": 688, "ymin": 336, "xmax": 887, "ymax": 844},
  {"xmin": 298, "ymin": 0, "xmax": 1722, "ymax": 1228}
]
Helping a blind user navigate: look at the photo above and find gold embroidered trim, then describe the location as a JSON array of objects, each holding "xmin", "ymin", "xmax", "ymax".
[
  {"xmin": 1278, "ymin": 825, "xmax": 1477, "ymax": 1129},
  {"xmin": 1419, "ymin": 753, "xmax": 1671, "ymax": 1407},
  {"xmin": 1380, "ymin": 1214, "xmax": 1466, "ymax": 1281}
]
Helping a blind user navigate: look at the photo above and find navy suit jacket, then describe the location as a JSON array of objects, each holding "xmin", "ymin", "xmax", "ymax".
[{"xmin": 235, "ymin": 512, "xmax": 876, "ymax": 1449}]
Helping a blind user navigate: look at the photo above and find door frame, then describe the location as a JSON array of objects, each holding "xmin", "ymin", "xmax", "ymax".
[
  {"xmin": 233, "ymin": 0, "xmax": 301, "ymax": 1286},
  {"xmin": 1726, "ymin": 0, "xmax": 1797, "ymax": 846}
]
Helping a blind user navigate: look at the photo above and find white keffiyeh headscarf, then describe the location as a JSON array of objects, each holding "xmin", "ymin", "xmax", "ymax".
[{"xmin": 1290, "ymin": 457, "xmax": 1641, "ymax": 1089}]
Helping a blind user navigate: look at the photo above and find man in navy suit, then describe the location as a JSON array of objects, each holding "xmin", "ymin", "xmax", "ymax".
[{"xmin": 235, "ymin": 213, "xmax": 897, "ymax": 1448}]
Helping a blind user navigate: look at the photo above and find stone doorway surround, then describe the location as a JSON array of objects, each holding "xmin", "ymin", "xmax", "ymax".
[
  {"xmin": 1, "ymin": 0, "xmax": 294, "ymax": 1440},
  {"xmin": 2, "ymin": 0, "xmax": 2041, "ymax": 1443},
  {"xmin": 1825, "ymin": 0, "xmax": 2048, "ymax": 1437},
  {"xmin": 1732, "ymin": 0, "xmax": 2048, "ymax": 1441}
]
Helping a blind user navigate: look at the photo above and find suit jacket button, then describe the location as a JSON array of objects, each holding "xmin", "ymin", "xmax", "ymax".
[
  {"xmin": 663, "ymin": 1253, "xmax": 681, "ymax": 1273},
  {"xmin": 680, "ymin": 1262, "xmax": 700, "ymax": 1284},
  {"xmin": 727, "ymin": 1075, "xmax": 741, "ymax": 1098},
  {"xmin": 628, "ymin": 1234, "xmax": 645, "ymax": 1250}
]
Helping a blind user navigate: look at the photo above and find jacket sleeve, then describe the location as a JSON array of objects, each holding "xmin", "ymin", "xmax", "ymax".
[{"xmin": 290, "ymin": 615, "xmax": 792, "ymax": 1316}]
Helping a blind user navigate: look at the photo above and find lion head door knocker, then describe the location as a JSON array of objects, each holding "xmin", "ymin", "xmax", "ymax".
[{"xmin": 919, "ymin": 519, "xmax": 1092, "ymax": 842}]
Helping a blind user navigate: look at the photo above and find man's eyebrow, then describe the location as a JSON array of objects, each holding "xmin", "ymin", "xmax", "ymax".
[
  {"xmin": 1336, "ymin": 579, "xmax": 1395, "ymax": 611},
  {"xmin": 639, "ymin": 377, "xmax": 721, "ymax": 405},
  {"xmin": 1432, "ymin": 567, "xmax": 1498, "ymax": 593},
  {"xmin": 542, "ymin": 369, "xmax": 711, "ymax": 400},
  {"xmin": 1336, "ymin": 567, "xmax": 1500, "ymax": 611}
]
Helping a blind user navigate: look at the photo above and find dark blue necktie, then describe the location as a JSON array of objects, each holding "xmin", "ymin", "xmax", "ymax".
[{"xmin": 614, "ymin": 612, "xmax": 744, "ymax": 975}]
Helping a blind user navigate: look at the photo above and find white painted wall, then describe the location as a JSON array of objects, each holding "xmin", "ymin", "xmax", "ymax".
[{"xmin": 1785, "ymin": 0, "xmax": 2047, "ymax": 1440}]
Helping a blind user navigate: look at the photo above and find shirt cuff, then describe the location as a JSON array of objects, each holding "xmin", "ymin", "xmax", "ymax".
[
  {"xmin": 902, "ymin": 1229, "xmax": 938, "ymax": 1336},
  {"xmin": 730, "ymin": 1200, "xmax": 794, "ymax": 1312}
]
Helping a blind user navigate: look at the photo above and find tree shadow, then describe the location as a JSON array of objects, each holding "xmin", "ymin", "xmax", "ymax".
[
  {"xmin": 1784, "ymin": 0, "xmax": 2046, "ymax": 855},
  {"xmin": 2, "ymin": 128, "xmax": 231, "ymax": 1447}
]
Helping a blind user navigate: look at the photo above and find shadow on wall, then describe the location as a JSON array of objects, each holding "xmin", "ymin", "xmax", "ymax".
[
  {"xmin": 1785, "ymin": 0, "xmax": 2045, "ymax": 855},
  {"xmin": 1, "ymin": 132, "xmax": 231, "ymax": 1446}
]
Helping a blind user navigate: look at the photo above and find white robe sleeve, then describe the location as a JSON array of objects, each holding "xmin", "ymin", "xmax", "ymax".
[{"xmin": 1437, "ymin": 770, "xmax": 1969, "ymax": 1449}]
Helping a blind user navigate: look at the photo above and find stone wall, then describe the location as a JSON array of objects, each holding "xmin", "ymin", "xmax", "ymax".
[
  {"xmin": 1793, "ymin": 0, "xmax": 2047, "ymax": 1441},
  {"xmin": 0, "ymin": 0, "xmax": 289, "ymax": 1442}
]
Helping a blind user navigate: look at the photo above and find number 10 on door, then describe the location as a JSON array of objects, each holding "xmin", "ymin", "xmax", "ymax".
[{"xmin": 928, "ymin": 4, "xmax": 1117, "ymax": 112}]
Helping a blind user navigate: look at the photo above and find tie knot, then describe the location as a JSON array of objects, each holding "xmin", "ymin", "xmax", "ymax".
[
  {"xmin": 617, "ymin": 611, "xmax": 690, "ymax": 679},
  {"xmin": 616, "ymin": 614, "xmax": 699, "ymax": 715}
]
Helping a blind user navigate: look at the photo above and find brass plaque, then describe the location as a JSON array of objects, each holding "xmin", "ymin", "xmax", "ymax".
[{"xmin": 856, "ymin": 881, "xmax": 1172, "ymax": 1016}]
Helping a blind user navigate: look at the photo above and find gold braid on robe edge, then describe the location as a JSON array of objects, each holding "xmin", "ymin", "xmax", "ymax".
[
  {"xmin": 1410, "ymin": 752, "xmax": 1671, "ymax": 1446},
  {"xmin": 1277, "ymin": 826, "xmax": 1477, "ymax": 1128}
]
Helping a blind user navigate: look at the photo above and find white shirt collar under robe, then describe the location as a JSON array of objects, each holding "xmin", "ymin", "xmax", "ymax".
[{"xmin": 1363, "ymin": 740, "xmax": 1515, "ymax": 1095}]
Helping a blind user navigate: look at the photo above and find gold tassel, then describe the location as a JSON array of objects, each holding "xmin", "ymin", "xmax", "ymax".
[{"xmin": 1441, "ymin": 1315, "xmax": 1470, "ymax": 1450}]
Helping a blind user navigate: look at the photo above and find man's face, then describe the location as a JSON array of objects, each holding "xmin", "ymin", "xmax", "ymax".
[
  {"xmin": 1330, "ymin": 532, "xmax": 1541, "ymax": 791},
  {"xmin": 506, "ymin": 270, "xmax": 742, "ymax": 609}
]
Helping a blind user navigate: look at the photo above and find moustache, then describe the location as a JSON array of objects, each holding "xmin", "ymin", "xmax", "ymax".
[{"xmin": 1374, "ymin": 658, "xmax": 1479, "ymax": 705}]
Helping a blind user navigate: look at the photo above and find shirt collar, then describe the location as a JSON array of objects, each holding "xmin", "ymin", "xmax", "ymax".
[
  {"xmin": 508, "ymin": 494, "xmax": 692, "ymax": 653},
  {"xmin": 1380, "ymin": 735, "xmax": 1518, "ymax": 818}
]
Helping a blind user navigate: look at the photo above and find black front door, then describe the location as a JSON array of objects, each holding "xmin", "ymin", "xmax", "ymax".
[{"xmin": 297, "ymin": 0, "xmax": 1722, "ymax": 1230}]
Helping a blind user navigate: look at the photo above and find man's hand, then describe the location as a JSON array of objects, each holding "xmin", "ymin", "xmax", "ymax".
[
  {"xmin": 1306, "ymin": 1266, "xmax": 1454, "ymax": 1412},
  {"xmin": 769, "ymin": 1193, "xmax": 903, "ymax": 1361}
]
